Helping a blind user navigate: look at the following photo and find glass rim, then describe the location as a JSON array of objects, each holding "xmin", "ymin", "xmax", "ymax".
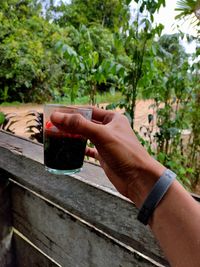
[{"xmin": 44, "ymin": 104, "xmax": 93, "ymax": 111}]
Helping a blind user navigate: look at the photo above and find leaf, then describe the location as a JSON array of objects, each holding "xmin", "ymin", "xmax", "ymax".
[
  {"xmin": 63, "ymin": 44, "xmax": 77, "ymax": 57},
  {"xmin": 109, "ymin": 86, "xmax": 115, "ymax": 95},
  {"xmin": 150, "ymin": 13, "xmax": 154, "ymax": 22},
  {"xmin": 92, "ymin": 51, "xmax": 99, "ymax": 66},
  {"xmin": 126, "ymin": 0, "xmax": 132, "ymax": 5},
  {"xmin": 151, "ymin": 44, "xmax": 157, "ymax": 55},
  {"xmin": 106, "ymin": 103, "xmax": 118, "ymax": 110},
  {"xmin": 0, "ymin": 112, "xmax": 5, "ymax": 125}
]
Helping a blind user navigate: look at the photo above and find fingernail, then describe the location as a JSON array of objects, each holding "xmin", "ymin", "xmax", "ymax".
[{"xmin": 51, "ymin": 112, "xmax": 64, "ymax": 124}]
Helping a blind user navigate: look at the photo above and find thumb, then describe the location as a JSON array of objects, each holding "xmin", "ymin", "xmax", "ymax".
[{"xmin": 50, "ymin": 111, "xmax": 101, "ymax": 142}]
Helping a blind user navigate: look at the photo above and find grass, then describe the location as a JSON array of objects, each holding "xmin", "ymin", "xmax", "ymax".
[
  {"xmin": 54, "ymin": 91, "xmax": 123, "ymax": 105},
  {"xmin": 0, "ymin": 92, "xmax": 123, "ymax": 107},
  {"xmin": 96, "ymin": 91, "xmax": 122, "ymax": 103},
  {"xmin": 0, "ymin": 101, "xmax": 22, "ymax": 107}
]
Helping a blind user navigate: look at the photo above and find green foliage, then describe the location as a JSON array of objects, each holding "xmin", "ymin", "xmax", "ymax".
[
  {"xmin": 56, "ymin": 24, "xmax": 125, "ymax": 105},
  {"xmin": 52, "ymin": 0, "xmax": 130, "ymax": 32},
  {"xmin": 175, "ymin": 0, "xmax": 200, "ymax": 21},
  {"xmin": 138, "ymin": 32, "xmax": 200, "ymax": 189},
  {"xmin": 106, "ymin": 1, "xmax": 165, "ymax": 128},
  {"xmin": 0, "ymin": 112, "xmax": 5, "ymax": 125},
  {"xmin": 0, "ymin": 0, "xmax": 71, "ymax": 103},
  {"xmin": 185, "ymin": 60, "xmax": 200, "ymax": 188},
  {"xmin": 135, "ymin": 0, "xmax": 166, "ymax": 16}
]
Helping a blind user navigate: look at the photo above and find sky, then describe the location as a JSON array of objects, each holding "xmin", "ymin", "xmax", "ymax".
[
  {"xmin": 151, "ymin": 1, "xmax": 196, "ymax": 35},
  {"xmin": 130, "ymin": 0, "xmax": 198, "ymax": 53}
]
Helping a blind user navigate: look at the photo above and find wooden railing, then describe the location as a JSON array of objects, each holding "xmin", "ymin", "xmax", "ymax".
[{"xmin": 2, "ymin": 130, "xmax": 195, "ymax": 267}]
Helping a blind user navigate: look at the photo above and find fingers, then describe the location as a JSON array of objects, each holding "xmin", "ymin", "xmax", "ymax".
[
  {"xmin": 85, "ymin": 147, "xmax": 99, "ymax": 160},
  {"xmin": 91, "ymin": 107, "xmax": 115, "ymax": 124},
  {"xmin": 50, "ymin": 111, "xmax": 101, "ymax": 141}
]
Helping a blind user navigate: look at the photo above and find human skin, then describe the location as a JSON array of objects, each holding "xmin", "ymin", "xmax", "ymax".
[{"xmin": 51, "ymin": 107, "xmax": 200, "ymax": 267}]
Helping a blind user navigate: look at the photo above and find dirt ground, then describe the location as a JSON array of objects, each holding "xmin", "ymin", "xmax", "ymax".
[{"xmin": 0, "ymin": 100, "xmax": 154, "ymax": 138}]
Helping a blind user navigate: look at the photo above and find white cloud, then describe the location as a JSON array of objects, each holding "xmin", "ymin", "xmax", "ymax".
[{"xmin": 130, "ymin": 0, "xmax": 198, "ymax": 53}]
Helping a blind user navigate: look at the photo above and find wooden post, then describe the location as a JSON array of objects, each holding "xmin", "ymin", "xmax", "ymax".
[{"xmin": 0, "ymin": 170, "xmax": 15, "ymax": 267}]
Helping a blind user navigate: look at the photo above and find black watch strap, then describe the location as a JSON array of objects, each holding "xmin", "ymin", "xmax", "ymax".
[{"xmin": 137, "ymin": 169, "xmax": 176, "ymax": 225}]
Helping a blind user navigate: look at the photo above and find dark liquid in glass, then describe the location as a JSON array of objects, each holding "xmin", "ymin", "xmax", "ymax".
[{"xmin": 44, "ymin": 129, "xmax": 87, "ymax": 171}]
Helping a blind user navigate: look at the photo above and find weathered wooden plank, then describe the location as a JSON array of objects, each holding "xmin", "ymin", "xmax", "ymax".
[
  {"xmin": 11, "ymin": 182, "xmax": 165, "ymax": 267},
  {"xmin": 0, "ymin": 131, "xmax": 167, "ymax": 264},
  {"xmin": 1, "ymin": 130, "xmax": 200, "ymax": 202},
  {"xmin": 0, "ymin": 130, "xmax": 43, "ymax": 163},
  {"xmin": 0, "ymin": 130, "xmax": 113, "ymax": 189},
  {"xmin": 1, "ymin": 149, "xmax": 166, "ymax": 264},
  {"xmin": 0, "ymin": 170, "xmax": 15, "ymax": 267},
  {"xmin": 13, "ymin": 231, "xmax": 59, "ymax": 267}
]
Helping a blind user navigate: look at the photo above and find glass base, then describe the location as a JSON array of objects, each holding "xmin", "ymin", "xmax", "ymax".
[{"xmin": 45, "ymin": 166, "xmax": 82, "ymax": 175}]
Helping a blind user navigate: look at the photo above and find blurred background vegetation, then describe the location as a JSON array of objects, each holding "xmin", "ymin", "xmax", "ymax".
[{"xmin": 0, "ymin": 0, "xmax": 199, "ymax": 191}]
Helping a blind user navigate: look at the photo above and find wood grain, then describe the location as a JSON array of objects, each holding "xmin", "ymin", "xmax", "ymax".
[
  {"xmin": 0, "ymin": 170, "xmax": 15, "ymax": 267},
  {"xmin": 13, "ymin": 231, "xmax": 59, "ymax": 267},
  {"xmin": 11, "ymin": 182, "xmax": 164, "ymax": 267}
]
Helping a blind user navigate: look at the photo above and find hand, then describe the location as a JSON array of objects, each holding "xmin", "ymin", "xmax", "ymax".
[
  {"xmin": 52, "ymin": 107, "xmax": 200, "ymax": 267},
  {"xmin": 51, "ymin": 107, "xmax": 165, "ymax": 206}
]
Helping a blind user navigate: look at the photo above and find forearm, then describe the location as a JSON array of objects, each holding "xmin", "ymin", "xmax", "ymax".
[
  {"xmin": 150, "ymin": 180, "xmax": 200, "ymax": 267},
  {"xmin": 128, "ymin": 160, "xmax": 200, "ymax": 267}
]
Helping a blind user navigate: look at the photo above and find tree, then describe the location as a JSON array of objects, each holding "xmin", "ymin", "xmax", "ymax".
[
  {"xmin": 107, "ymin": 1, "xmax": 165, "ymax": 128},
  {"xmin": 175, "ymin": 0, "xmax": 200, "ymax": 22},
  {"xmin": 175, "ymin": 0, "xmax": 200, "ymax": 188},
  {"xmin": 0, "ymin": 0, "xmax": 71, "ymax": 103},
  {"xmin": 136, "ymin": 32, "xmax": 200, "ymax": 188},
  {"xmin": 51, "ymin": 0, "xmax": 130, "ymax": 32},
  {"xmin": 56, "ymin": 24, "xmax": 125, "ymax": 104}
]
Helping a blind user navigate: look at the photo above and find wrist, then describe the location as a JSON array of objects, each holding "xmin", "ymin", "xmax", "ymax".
[
  {"xmin": 137, "ymin": 169, "xmax": 176, "ymax": 225},
  {"xmin": 127, "ymin": 158, "xmax": 166, "ymax": 207}
]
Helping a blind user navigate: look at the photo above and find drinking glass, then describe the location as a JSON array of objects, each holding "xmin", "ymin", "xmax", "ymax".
[{"xmin": 43, "ymin": 104, "xmax": 92, "ymax": 175}]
